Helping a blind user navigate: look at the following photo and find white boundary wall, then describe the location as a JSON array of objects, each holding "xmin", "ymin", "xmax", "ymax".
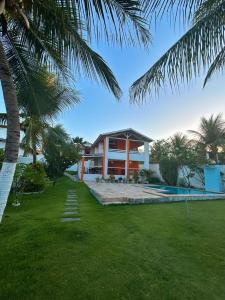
[{"xmin": 149, "ymin": 163, "xmax": 204, "ymax": 189}]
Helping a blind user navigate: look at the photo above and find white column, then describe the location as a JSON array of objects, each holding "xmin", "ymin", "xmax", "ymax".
[
  {"xmin": 144, "ymin": 142, "xmax": 149, "ymax": 170},
  {"xmin": 125, "ymin": 138, "xmax": 129, "ymax": 177},
  {"xmin": 104, "ymin": 137, "xmax": 109, "ymax": 177}
]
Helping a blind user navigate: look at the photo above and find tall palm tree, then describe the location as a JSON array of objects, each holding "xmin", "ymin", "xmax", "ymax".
[
  {"xmin": 130, "ymin": 0, "xmax": 225, "ymax": 102},
  {"xmin": 20, "ymin": 69, "xmax": 79, "ymax": 164},
  {"xmin": 189, "ymin": 114, "xmax": 225, "ymax": 163},
  {"xmin": 0, "ymin": 1, "xmax": 150, "ymax": 222}
]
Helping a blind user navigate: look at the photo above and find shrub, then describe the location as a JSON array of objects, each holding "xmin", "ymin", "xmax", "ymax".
[
  {"xmin": 148, "ymin": 177, "xmax": 161, "ymax": 184},
  {"xmin": 159, "ymin": 157, "xmax": 178, "ymax": 186},
  {"xmin": 139, "ymin": 169, "xmax": 155, "ymax": 183},
  {"xmin": 133, "ymin": 173, "xmax": 139, "ymax": 183},
  {"xmin": 19, "ymin": 163, "xmax": 49, "ymax": 192},
  {"xmin": 109, "ymin": 175, "xmax": 115, "ymax": 183}
]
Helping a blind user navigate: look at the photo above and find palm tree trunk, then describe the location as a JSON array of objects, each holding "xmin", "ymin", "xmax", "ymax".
[
  {"xmin": 32, "ymin": 138, "xmax": 37, "ymax": 164},
  {"xmin": 0, "ymin": 39, "xmax": 20, "ymax": 223}
]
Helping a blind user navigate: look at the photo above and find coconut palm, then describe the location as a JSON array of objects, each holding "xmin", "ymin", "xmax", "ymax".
[
  {"xmin": 130, "ymin": 0, "xmax": 225, "ymax": 102},
  {"xmin": 189, "ymin": 114, "xmax": 225, "ymax": 163},
  {"xmin": 0, "ymin": 1, "xmax": 150, "ymax": 221},
  {"xmin": 43, "ymin": 124, "xmax": 79, "ymax": 179},
  {"xmin": 19, "ymin": 68, "xmax": 80, "ymax": 164}
]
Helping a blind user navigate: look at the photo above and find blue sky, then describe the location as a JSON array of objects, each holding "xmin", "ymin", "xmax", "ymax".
[{"xmin": 1, "ymin": 18, "xmax": 225, "ymax": 143}]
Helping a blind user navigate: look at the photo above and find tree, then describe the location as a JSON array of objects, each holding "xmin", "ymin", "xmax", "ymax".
[
  {"xmin": 72, "ymin": 136, "xmax": 88, "ymax": 152},
  {"xmin": 189, "ymin": 114, "xmax": 225, "ymax": 163},
  {"xmin": 130, "ymin": 0, "xmax": 225, "ymax": 102},
  {"xmin": 151, "ymin": 131, "xmax": 208, "ymax": 186},
  {"xmin": 19, "ymin": 69, "xmax": 80, "ymax": 164},
  {"xmin": 150, "ymin": 139, "xmax": 170, "ymax": 163},
  {"xmin": 159, "ymin": 156, "xmax": 178, "ymax": 186},
  {"xmin": 44, "ymin": 125, "xmax": 80, "ymax": 180},
  {"xmin": 0, "ymin": 1, "xmax": 150, "ymax": 221}
]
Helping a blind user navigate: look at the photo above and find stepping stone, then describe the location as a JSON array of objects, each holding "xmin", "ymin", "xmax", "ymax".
[
  {"xmin": 66, "ymin": 201, "xmax": 77, "ymax": 203},
  {"xmin": 65, "ymin": 208, "xmax": 78, "ymax": 211},
  {"xmin": 63, "ymin": 211, "xmax": 79, "ymax": 215},
  {"xmin": 65, "ymin": 204, "xmax": 78, "ymax": 207},
  {"xmin": 61, "ymin": 218, "xmax": 80, "ymax": 222}
]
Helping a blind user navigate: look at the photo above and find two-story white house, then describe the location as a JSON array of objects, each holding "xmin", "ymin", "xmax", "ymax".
[{"xmin": 78, "ymin": 128, "xmax": 152, "ymax": 181}]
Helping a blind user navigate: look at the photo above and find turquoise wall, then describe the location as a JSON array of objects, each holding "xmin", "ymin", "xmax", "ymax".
[{"xmin": 204, "ymin": 165, "xmax": 223, "ymax": 193}]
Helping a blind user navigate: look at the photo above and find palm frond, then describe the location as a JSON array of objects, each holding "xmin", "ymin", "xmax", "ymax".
[
  {"xmin": 203, "ymin": 46, "xmax": 225, "ymax": 86},
  {"xmin": 0, "ymin": 113, "xmax": 7, "ymax": 125},
  {"xmin": 142, "ymin": 0, "xmax": 204, "ymax": 21},
  {"xmin": 130, "ymin": 0, "xmax": 225, "ymax": 103},
  {"xmin": 53, "ymin": 0, "xmax": 151, "ymax": 47}
]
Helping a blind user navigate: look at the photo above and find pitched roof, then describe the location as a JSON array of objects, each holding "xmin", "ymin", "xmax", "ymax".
[{"xmin": 92, "ymin": 128, "xmax": 152, "ymax": 147}]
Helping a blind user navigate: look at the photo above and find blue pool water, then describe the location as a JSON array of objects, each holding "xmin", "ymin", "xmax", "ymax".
[{"xmin": 146, "ymin": 185, "xmax": 220, "ymax": 195}]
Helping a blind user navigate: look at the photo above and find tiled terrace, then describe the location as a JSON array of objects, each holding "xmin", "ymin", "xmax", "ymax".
[{"xmin": 85, "ymin": 182, "xmax": 225, "ymax": 205}]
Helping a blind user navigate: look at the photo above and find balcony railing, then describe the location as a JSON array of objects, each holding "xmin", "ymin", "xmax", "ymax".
[{"xmin": 108, "ymin": 148, "xmax": 126, "ymax": 153}]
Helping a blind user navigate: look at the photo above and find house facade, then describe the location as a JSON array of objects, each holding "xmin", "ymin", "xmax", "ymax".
[{"xmin": 78, "ymin": 128, "xmax": 152, "ymax": 181}]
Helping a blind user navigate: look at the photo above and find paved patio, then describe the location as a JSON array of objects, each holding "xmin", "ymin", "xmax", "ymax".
[
  {"xmin": 85, "ymin": 182, "xmax": 225, "ymax": 205},
  {"xmin": 86, "ymin": 182, "xmax": 166, "ymax": 204}
]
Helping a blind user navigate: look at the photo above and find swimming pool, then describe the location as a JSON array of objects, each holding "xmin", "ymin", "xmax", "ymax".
[{"xmin": 146, "ymin": 185, "xmax": 220, "ymax": 195}]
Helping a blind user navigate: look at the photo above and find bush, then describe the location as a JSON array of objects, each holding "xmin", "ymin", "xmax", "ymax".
[
  {"xmin": 133, "ymin": 173, "xmax": 139, "ymax": 183},
  {"xmin": 109, "ymin": 175, "xmax": 115, "ymax": 183},
  {"xmin": 148, "ymin": 177, "xmax": 161, "ymax": 184},
  {"xmin": 139, "ymin": 169, "xmax": 155, "ymax": 183},
  {"xmin": 159, "ymin": 157, "xmax": 178, "ymax": 186},
  {"xmin": 19, "ymin": 163, "xmax": 49, "ymax": 192}
]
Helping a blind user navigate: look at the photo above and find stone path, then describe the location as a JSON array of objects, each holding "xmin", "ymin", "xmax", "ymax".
[{"xmin": 61, "ymin": 189, "xmax": 81, "ymax": 222}]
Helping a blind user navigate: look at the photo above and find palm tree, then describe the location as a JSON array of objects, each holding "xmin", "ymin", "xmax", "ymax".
[
  {"xmin": 43, "ymin": 124, "xmax": 79, "ymax": 179},
  {"xmin": 19, "ymin": 68, "xmax": 80, "ymax": 164},
  {"xmin": 0, "ymin": 1, "xmax": 150, "ymax": 221},
  {"xmin": 170, "ymin": 133, "xmax": 190, "ymax": 158},
  {"xmin": 189, "ymin": 114, "xmax": 225, "ymax": 163},
  {"xmin": 130, "ymin": 0, "xmax": 225, "ymax": 102}
]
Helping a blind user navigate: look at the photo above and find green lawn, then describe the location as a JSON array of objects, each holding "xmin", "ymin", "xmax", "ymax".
[{"xmin": 0, "ymin": 177, "xmax": 225, "ymax": 300}]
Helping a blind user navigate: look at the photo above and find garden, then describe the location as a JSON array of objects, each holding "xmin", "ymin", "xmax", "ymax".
[{"xmin": 0, "ymin": 176, "xmax": 225, "ymax": 299}]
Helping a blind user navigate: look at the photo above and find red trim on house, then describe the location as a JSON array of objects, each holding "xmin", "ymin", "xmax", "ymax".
[
  {"xmin": 81, "ymin": 157, "xmax": 85, "ymax": 181},
  {"xmin": 127, "ymin": 139, "xmax": 130, "ymax": 178},
  {"xmin": 102, "ymin": 138, "xmax": 106, "ymax": 176}
]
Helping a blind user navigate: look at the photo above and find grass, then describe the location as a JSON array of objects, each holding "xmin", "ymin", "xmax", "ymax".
[{"xmin": 0, "ymin": 177, "xmax": 225, "ymax": 300}]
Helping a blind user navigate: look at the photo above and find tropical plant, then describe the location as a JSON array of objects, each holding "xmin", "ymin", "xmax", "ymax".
[
  {"xmin": 19, "ymin": 68, "xmax": 79, "ymax": 164},
  {"xmin": 109, "ymin": 175, "xmax": 116, "ymax": 183},
  {"xmin": 150, "ymin": 139, "xmax": 171, "ymax": 163},
  {"xmin": 72, "ymin": 136, "xmax": 88, "ymax": 152},
  {"xmin": 0, "ymin": 0, "xmax": 150, "ymax": 222},
  {"xmin": 152, "ymin": 132, "xmax": 207, "ymax": 186},
  {"xmin": 139, "ymin": 169, "xmax": 155, "ymax": 183},
  {"xmin": 131, "ymin": 0, "xmax": 225, "ymax": 102},
  {"xmin": 159, "ymin": 157, "xmax": 179, "ymax": 186},
  {"xmin": 44, "ymin": 125, "xmax": 80, "ymax": 180},
  {"xmin": 18, "ymin": 163, "xmax": 49, "ymax": 193},
  {"xmin": 189, "ymin": 114, "xmax": 225, "ymax": 163}
]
